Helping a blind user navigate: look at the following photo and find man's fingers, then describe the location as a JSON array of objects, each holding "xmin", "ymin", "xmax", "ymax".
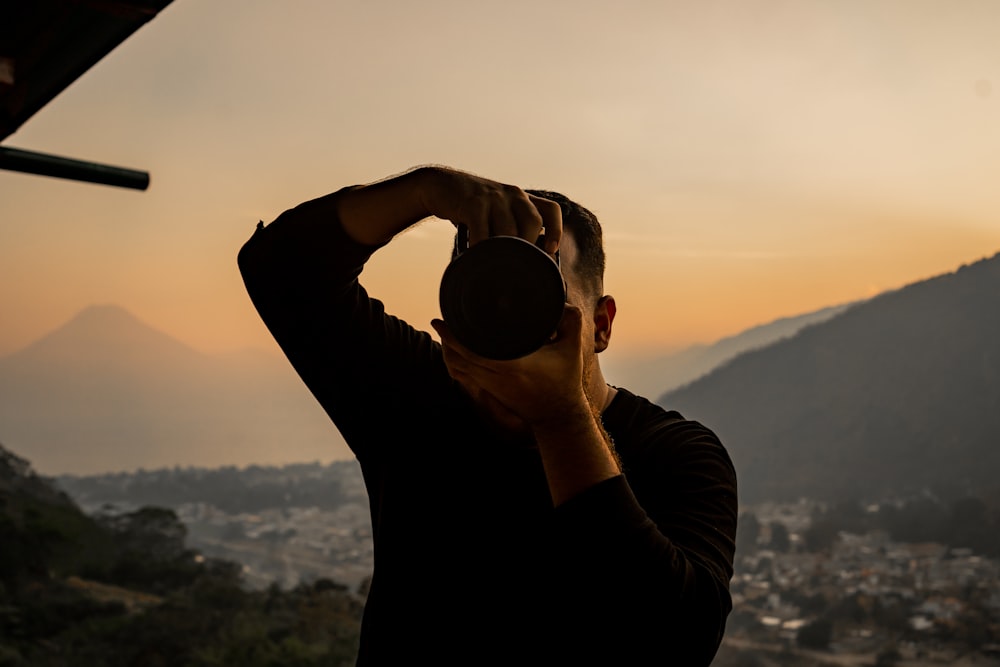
[
  {"xmin": 528, "ymin": 194, "xmax": 562, "ymax": 255},
  {"xmin": 441, "ymin": 175, "xmax": 555, "ymax": 250},
  {"xmin": 430, "ymin": 318, "xmax": 459, "ymax": 351},
  {"xmin": 477, "ymin": 189, "xmax": 543, "ymax": 245},
  {"xmin": 463, "ymin": 199, "xmax": 491, "ymax": 247},
  {"xmin": 508, "ymin": 192, "xmax": 544, "ymax": 244},
  {"xmin": 554, "ymin": 303, "xmax": 583, "ymax": 340},
  {"xmin": 432, "ymin": 319, "xmax": 478, "ymax": 369},
  {"xmin": 432, "ymin": 318, "xmax": 508, "ymax": 404}
]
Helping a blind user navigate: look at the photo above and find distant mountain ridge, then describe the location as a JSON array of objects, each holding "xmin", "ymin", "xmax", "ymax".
[
  {"xmin": 660, "ymin": 251, "xmax": 1000, "ymax": 504},
  {"xmin": 0, "ymin": 305, "xmax": 351, "ymax": 475},
  {"xmin": 603, "ymin": 302, "xmax": 854, "ymax": 399},
  {"xmin": 14, "ymin": 305, "xmax": 202, "ymax": 367}
]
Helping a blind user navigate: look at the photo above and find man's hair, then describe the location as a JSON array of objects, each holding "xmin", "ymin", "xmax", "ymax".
[{"xmin": 525, "ymin": 189, "xmax": 606, "ymax": 300}]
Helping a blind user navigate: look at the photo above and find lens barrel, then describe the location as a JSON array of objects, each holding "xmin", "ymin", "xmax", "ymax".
[{"xmin": 439, "ymin": 236, "xmax": 565, "ymax": 360}]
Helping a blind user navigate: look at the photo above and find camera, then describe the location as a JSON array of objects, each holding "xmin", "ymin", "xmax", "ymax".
[{"xmin": 439, "ymin": 226, "xmax": 566, "ymax": 360}]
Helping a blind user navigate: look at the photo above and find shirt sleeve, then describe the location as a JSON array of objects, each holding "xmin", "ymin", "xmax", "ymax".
[
  {"xmin": 549, "ymin": 415, "xmax": 737, "ymax": 666},
  {"xmin": 237, "ymin": 191, "xmax": 452, "ymax": 462}
]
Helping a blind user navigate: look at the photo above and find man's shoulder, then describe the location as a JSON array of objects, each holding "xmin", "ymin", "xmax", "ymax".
[
  {"xmin": 607, "ymin": 387, "xmax": 737, "ymax": 530},
  {"xmin": 604, "ymin": 386, "xmax": 731, "ymax": 468},
  {"xmin": 603, "ymin": 386, "xmax": 715, "ymax": 441}
]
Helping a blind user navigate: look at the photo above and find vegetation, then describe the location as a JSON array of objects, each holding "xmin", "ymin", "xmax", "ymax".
[
  {"xmin": 802, "ymin": 495, "xmax": 1000, "ymax": 557},
  {"xmin": 0, "ymin": 445, "xmax": 363, "ymax": 666},
  {"xmin": 57, "ymin": 461, "xmax": 364, "ymax": 514},
  {"xmin": 663, "ymin": 251, "xmax": 1000, "ymax": 504}
]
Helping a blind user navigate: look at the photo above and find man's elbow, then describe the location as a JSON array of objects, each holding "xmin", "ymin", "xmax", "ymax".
[
  {"xmin": 674, "ymin": 580, "xmax": 732, "ymax": 665},
  {"xmin": 237, "ymin": 223, "xmax": 266, "ymax": 277}
]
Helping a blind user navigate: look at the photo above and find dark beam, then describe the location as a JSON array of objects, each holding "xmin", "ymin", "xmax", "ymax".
[{"xmin": 0, "ymin": 145, "xmax": 149, "ymax": 190}]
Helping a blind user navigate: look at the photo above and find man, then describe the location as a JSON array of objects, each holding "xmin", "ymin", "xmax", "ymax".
[{"xmin": 239, "ymin": 165, "xmax": 737, "ymax": 665}]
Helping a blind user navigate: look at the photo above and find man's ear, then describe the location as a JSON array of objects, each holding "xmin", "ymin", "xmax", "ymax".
[{"xmin": 593, "ymin": 295, "xmax": 616, "ymax": 353}]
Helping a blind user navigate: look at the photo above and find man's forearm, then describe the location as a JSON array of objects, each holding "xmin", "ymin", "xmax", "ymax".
[
  {"xmin": 335, "ymin": 167, "xmax": 435, "ymax": 246},
  {"xmin": 261, "ymin": 167, "xmax": 432, "ymax": 250},
  {"xmin": 532, "ymin": 404, "xmax": 621, "ymax": 507}
]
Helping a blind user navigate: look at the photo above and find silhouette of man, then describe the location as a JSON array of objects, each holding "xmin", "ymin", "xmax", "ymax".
[{"xmin": 239, "ymin": 166, "xmax": 737, "ymax": 665}]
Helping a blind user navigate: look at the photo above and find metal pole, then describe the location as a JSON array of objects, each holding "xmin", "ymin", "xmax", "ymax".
[{"xmin": 0, "ymin": 145, "xmax": 150, "ymax": 190}]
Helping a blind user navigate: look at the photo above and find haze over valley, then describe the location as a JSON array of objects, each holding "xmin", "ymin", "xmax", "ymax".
[
  {"xmin": 2, "ymin": 248, "xmax": 998, "ymax": 506},
  {"xmin": 0, "ymin": 305, "xmax": 350, "ymax": 475}
]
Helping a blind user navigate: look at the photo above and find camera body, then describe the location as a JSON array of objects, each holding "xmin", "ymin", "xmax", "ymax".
[{"xmin": 439, "ymin": 227, "xmax": 566, "ymax": 360}]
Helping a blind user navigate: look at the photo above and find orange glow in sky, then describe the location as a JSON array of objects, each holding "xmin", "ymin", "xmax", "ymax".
[{"xmin": 2, "ymin": 0, "xmax": 1000, "ymax": 369}]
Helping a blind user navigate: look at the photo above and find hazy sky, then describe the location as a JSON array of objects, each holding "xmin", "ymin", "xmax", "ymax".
[{"xmin": 3, "ymin": 0, "xmax": 1000, "ymax": 365}]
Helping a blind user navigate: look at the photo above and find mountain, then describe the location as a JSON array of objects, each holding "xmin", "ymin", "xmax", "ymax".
[
  {"xmin": 659, "ymin": 252, "xmax": 1000, "ymax": 505},
  {"xmin": 603, "ymin": 303, "xmax": 854, "ymax": 399},
  {"xmin": 0, "ymin": 305, "xmax": 350, "ymax": 475}
]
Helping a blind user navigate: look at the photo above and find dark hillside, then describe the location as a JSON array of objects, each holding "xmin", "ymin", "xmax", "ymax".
[
  {"xmin": 0, "ymin": 442, "xmax": 363, "ymax": 666},
  {"xmin": 604, "ymin": 301, "xmax": 852, "ymax": 399},
  {"xmin": 660, "ymin": 252, "xmax": 1000, "ymax": 504},
  {"xmin": 0, "ymin": 443, "xmax": 117, "ymax": 583}
]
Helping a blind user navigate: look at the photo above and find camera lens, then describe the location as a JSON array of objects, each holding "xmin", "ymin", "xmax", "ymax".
[{"xmin": 440, "ymin": 236, "xmax": 565, "ymax": 360}]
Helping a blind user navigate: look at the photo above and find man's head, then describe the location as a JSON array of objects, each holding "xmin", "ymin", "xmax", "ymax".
[
  {"xmin": 523, "ymin": 190, "xmax": 615, "ymax": 362},
  {"xmin": 524, "ymin": 189, "xmax": 605, "ymax": 306},
  {"xmin": 448, "ymin": 189, "xmax": 614, "ymax": 356},
  {"xmin": 439, "ymin": 188, "xmax": 618, "ymax": 435}
]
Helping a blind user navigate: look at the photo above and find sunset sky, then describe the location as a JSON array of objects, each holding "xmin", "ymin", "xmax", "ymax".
[{"xmin": 3, "ymin": 0, "xmax": 1000, "ymax": 368}]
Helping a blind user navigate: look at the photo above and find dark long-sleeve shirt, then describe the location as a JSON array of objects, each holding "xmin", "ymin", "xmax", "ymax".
[{"xmin": 238, "ymin": 197, "xmax": 738, "ymax": 665}]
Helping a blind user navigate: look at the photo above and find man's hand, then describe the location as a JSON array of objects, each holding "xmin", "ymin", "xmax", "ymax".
[
  {"xmin": 433, "ymin": 304, "xmax": 621, "ymax": 506},
  {"xmin": 335, "ymin": 166, "xmax": 562, "ymax": 253},
  {"xmin": 419, "ymin": 167, "xmax": 563, "ymax": 254},
  {"xmin": 431, "ymin": 304, "xmax": 590, "ymax": 430}
]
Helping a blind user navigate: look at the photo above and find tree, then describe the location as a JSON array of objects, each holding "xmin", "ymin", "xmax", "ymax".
[
  {"xmin": 769, "ymin": 522, "xmax": 791, "ymax": 552},
  {"xmin": 948, "ymin": 496, "xmax": 994, "ymax": 555},
  {"xmin": 735, "ymin": 512, "xmax": 760, "ymax": 556},
  {"xmin": 797, "ymin": 617, "xmax": 833, "ymax": 650},
  {"xmin": 111, "ymin": 507, "xmax": 187, "ymax": 561},
  {"xmin": 875, "ymin": 644, "xmax": 902, "ymax": 666},
  {"xmin": 803, "ymin": 516, "xmax": 839, "ymax": 552}
]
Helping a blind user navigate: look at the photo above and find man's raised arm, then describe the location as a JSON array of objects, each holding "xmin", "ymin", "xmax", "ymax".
[{"xmin": 245, "ymin": 165, "xmax": 562, "ymax": 254}]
